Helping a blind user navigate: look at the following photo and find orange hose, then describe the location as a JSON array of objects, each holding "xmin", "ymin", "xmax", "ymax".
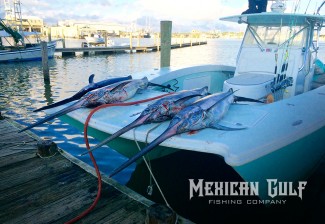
[{"xmin": 65, "ymin": 92, "xmax": 173, "ymax": 223}]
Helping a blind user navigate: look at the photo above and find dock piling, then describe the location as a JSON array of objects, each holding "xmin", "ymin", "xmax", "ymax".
[
  {"xmin": 146, "ymin": 204, "xmax": 177, "ymax": 224},
  {"xmin": 160, "ymin": 21, "xmax": 172, "ymax": 68},
  {"xmin": 37, "ymin": 139, "xmax": 58, "ymax": 158},
  {"xmin": 48, "ymin": 28, "xmax": 52, "ymax": 42},
  {"xmin": 41, "ymin": 41, "xmax": 50, "ymax": 80},
  {"xmin": 62, "ymin": 34, "xmax": 66, "ymax": 48},
  {"xmin": 129, "ymin": 32, "xmax": 133, "ymax": 52},
  {"xmin": 104, "ymin": 32, "xmax": 108, "ymax": 47}
]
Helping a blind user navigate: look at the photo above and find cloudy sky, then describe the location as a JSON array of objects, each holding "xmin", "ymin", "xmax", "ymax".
[{"xmin": 0, "ymin": 0, "xmax": 322, "ymax": 31}]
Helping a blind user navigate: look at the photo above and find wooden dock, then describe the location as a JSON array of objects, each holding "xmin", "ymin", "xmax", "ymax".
[
  {"xmin": 0, "ymin": 118, "xmax": 188, "ymax": 223},
  {"xmin": 55, "ymin": 41, "xmax": 207, "ymax": 56}
]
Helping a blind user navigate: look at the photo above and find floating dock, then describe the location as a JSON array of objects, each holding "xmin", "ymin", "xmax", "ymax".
[
  {"xmin": 55, "ymin": 41, "xmax": 207, "ymax": 56},
  {"xmin": 0, "ymin": 118, "xmax": 190, "ymax": 223}
]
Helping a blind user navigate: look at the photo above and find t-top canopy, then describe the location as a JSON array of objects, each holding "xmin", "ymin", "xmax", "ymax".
[{"xmin": 220, "ymin": 13, "xmax": 325, "ymax": 26}]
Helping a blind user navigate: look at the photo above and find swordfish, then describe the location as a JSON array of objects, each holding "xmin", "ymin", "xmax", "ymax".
[
  {"xmin": 19, "ymin": 77, "xmax": 149, "ymax": 133},
  {"xmin": 108, "ymin": 88, "xmax": 246, "ymax": 178},
  {"xmin": 80, "ymin": 86, "xmax": 209, "ymax": 155},
  {"xmin": 33, "ymin": 74, "xmax": 132, "ymax": 112}
]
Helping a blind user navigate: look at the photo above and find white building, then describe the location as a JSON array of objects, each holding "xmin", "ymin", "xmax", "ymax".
[{"xmin": 50, "ymin": 20, "xmax": 126, "ymax": 38}]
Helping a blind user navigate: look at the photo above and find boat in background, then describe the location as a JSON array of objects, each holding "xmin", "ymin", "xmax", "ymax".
[
  {"xmin": 84, "ymin": 33, "xmax": 114, "ymax": 47},
  {"xmin": 0, "ymin": 2, "xmax": 56, "ymax": 63},
  {"xmin": 43, "ymin": 1, "xmax": 325, "ymax": 200}
]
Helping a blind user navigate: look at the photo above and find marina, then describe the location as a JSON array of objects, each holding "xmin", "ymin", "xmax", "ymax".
[{"xmin": 1, "ymin": 0, "xmax": 325, "ymax": 223}]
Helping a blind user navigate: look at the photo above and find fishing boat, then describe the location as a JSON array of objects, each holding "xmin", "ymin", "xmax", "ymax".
[
  {"xmin": 0, "ymin": 6, "xmax": 56, "ymax": 62},
  {"xmin": 45, "ymin": 1, "xmax": 325, "ymax": 199}
]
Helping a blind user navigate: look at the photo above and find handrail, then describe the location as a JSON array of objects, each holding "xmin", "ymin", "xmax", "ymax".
[
  {"xmin": 248, "ymin": 26, "xmax": 264, "ymax": 51},
  {"xmin": 317, "ymin": 1, "xmax": 325, "ymax": 15}
]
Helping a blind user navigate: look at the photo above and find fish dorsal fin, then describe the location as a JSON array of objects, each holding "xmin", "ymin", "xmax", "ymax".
[
  {"xmin": 110, "ymin": 80, "xmax": 132, "ymax": 92},
  {"xmin": 88, "ymin": 74, "xmax": 95, "ymax": 84}
]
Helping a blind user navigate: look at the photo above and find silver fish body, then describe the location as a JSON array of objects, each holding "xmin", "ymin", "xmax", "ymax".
[
  {"xmin": 33, "ymin": 75, "xmax": 132, "ymax": 112},
  {"xmin": 19, "ymin": 78, "xmax": 148, "ymax": 132},
  {"xmin": 139, "ymin": 86, "xmax": 209, "ymax": 124},
  {"xmin": 108, "ymin": 89, "xmax": 243, "ymax": 178},
  {"xmin": 98, "ymin": 77, "xmax": 148, "ymax": 104},
  {"xmin": 81, "ymin": 86, "xmax": 209, "ymax": 155}
]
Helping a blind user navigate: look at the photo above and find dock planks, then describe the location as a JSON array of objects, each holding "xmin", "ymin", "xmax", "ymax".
[{"xmin": 0, "ymin": 119, "xmax": 154, "ymax": 223}]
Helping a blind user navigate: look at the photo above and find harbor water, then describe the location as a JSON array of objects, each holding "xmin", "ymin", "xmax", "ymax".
[{"xmin": 1, "ymin": 38, "xmax": 324, "ymax": 223}]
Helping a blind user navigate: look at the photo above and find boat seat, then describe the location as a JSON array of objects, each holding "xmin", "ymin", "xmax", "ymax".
[
  {"xmin": 234, "ymin": 46, "xmax": 306, "ymax": 99},
  {"xmin": 223, "ymin": 73, "xmax": 274, "ymax": 100}
]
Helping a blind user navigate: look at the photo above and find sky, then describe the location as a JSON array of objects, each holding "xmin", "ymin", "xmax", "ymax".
[{"xmin": 0, "ymin": 0, "xmax": 323, "ymax": 32}]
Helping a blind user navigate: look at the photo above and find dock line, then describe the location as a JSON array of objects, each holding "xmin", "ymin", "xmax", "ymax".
[{"xmin": 68, "ymin": 92, "xmax": 174, "ymax": 223}]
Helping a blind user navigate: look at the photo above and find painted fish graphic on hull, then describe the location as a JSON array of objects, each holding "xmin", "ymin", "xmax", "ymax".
[
  {"xmin": 108, "ymin": 89, "xmax": 246, "ymax": 178},
  {"xmin": 33, "ymin": 74, "xmax": 132, "ymax": 112},
  {"xmin": 80, "ymin": 86, "xmax": 209, "ymax": 155},
  {"xmin": 19, "ymin": 77, "xmax": 149, "ymax": 133}
]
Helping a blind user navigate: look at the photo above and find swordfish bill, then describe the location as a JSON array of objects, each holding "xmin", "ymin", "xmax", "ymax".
[
  {"xmin": 19, "ymin": 99, "xmax": 87, "ymax": 133},
  {"xmin": 108, "ymin": 88, "xmax": 242, "ymax": 178},
  {"xmin": 19, "ymin": 78, "xmax": 148, "ymax": 133},
  {"xmin": 109, "ymin": 125, "xmax": 177, "ymax": 178},
  {"xmin": 33, "ymin": 75, "xmax": 132, "ymax": 112},
  {"xmin": 80, "ymin": 86, "xmax": 209, "ymax": 155}
]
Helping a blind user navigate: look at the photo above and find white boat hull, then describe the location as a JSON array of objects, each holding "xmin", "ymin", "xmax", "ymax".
[
  {"xmin": 85, "ymin": 36, "xmax": 105, "ymax": 44},
  {"xmin": 0, "ymin": 41, "xmax": 57, "ymax": 63},
  {"xmin": 48, "ymin": 65, "xmax": 325, "ymax": 200}
]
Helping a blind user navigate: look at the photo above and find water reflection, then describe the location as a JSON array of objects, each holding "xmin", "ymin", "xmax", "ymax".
[{"xmin": 43, "ymin": 76, "xmax": 54, "ymax": 106}]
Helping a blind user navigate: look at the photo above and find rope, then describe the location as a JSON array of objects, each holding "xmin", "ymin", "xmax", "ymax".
[
  {"xmin": 132, "ymin": 125, "xmax": 172, "ymax": 209},
  {"xmin": 65, "ymin": 92, "xmax": 173, "ymax": 223}
]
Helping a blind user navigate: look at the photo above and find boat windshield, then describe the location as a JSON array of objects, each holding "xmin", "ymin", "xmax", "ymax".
[{"xmin": 244, "ymin": 25, "xmax": 307, "ymax": 49}]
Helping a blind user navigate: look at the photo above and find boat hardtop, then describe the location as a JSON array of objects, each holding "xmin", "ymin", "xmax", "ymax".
[{"xmin": 220, "ymin": 12, "xmax": 325, "ymax": 26}]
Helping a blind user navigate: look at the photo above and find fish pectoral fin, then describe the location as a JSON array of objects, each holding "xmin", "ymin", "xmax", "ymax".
[
  {"xmin": 88, "ymin": 74, "xmax": 95, "ymax": 84},
  {"xmin": 210, "ymin": 123, "xmax": 247, "ymax": 131}
]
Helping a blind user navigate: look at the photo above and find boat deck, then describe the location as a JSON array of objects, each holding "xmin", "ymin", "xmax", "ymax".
[{"xmin": 0, "ymin": 118, "xmax": 183, "ymax": 223}]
